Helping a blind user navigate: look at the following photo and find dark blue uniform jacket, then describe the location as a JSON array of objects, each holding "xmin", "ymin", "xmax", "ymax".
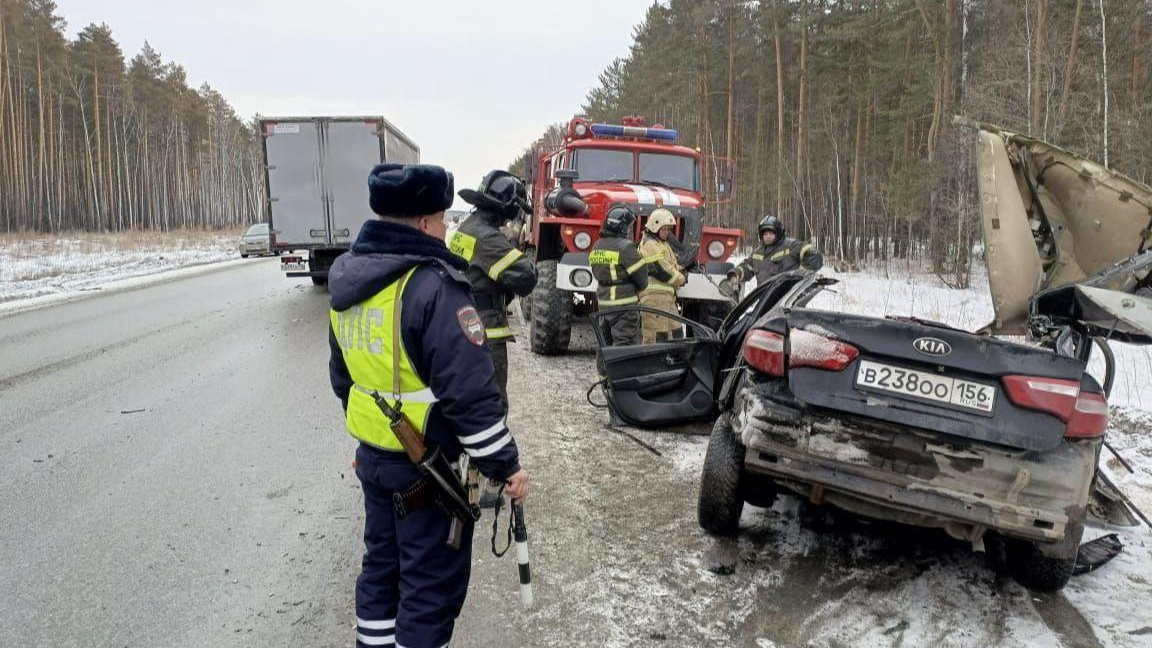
[{"xmin": 328, "ymin": 219, "xmax": 521, "ymax": 481}]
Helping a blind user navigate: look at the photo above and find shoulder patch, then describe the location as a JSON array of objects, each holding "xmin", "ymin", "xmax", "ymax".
[
  {"xmin": 456, "ymin": 306, "xmax": 487, "ymax": 346},
  {"xmin": 448, "ymin": 231, "xmax": 478, "ymax": 261}
]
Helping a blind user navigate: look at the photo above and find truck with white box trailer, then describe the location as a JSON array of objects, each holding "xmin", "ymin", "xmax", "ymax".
[{"xmin": 259, "ymin": 116, "xmax": 420, "ymax": 284}]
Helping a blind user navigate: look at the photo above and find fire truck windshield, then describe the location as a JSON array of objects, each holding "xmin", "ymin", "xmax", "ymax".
[
  {"xmin": 572, "ymin": 149, "xmax": 699, "ymax": 191},
  {"xmin": 638, "ymin": 153, "xmax": 697, "ymax": 191},
  {"xmin": 572, "ymin": 149, "xmax": 632, "ymax": 183}
]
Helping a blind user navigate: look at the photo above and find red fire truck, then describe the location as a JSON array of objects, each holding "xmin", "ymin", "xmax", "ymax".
[{"xmin": 523, "ymin": 116, "xmax": 743, "ymax": 355}]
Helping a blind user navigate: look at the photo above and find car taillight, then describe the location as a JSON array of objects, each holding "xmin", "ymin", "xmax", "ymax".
[
  {"xmin": 742, "ymin": 328, "xmax": 860, "ymax": 377},
  {"xmin": 743, "ymin": 330, "xmax": 785, "ymax": 377},
  {"xmin": 788, "ymin": 329, "xmax": 859, "ymax": 371},
  {"xmin": 1065, "ymin": 391, "xmax": 1109, "ymax": 438},
  {"xmin": 1001, "ymin": 376, "xmax": 1081, "ymax": 421}
]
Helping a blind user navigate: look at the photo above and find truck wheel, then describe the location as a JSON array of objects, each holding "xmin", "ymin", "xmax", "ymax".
[
  {"xmin": 311, "ymin": 276, "xmax": 327, "ymax": 286},
  {"xmin": 1006, "ymin": 525, "xmax": 1082, "ymax": 592},
  {"xmin": 698, "ymin": 413, "xmax": 745, "ymax": 536},
  {"xmin": 529, "ymin": 260, "xmax": 571, "ymax": 355},
  {"xmin": 519, "ymin": 292, "xmax": 533, "ymax": 323}
]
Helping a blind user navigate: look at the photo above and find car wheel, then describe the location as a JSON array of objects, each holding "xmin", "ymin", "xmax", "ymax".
[
  {"xmin": 698, "ymin": 413, "xmax": 745, "ymax": 536},
  {"xmin": 529, "ymin": 260, "xmax": 572, "ymax": 355},
  {"xmin": 241, "ymin": 253, "xmax": 249, "ymax": 258},
  {"xmin": 1005, "ymin": 524, "xmax": 1082, "ymax": 592}
]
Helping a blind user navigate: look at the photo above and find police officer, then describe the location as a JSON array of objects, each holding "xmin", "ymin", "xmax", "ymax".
[
  {"xmin": 452, "ymin": 170, "xmax": 539, "ymax": 408},
  {"xmin": 731, "ymin": 215, "xmax": 823, "ymax": 287},
  {"xmin": 590, "ymin": 205, "xmax": 648, "ymax": 346},
  {"xmin": 637, "ymin": 208, "xmax": 686, "ymax": 343},
  {"xmin": 328, "ymin": 163, "xmax": 529, "ymax": 648}
]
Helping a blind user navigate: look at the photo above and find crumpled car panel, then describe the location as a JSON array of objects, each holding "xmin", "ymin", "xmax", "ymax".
[{"xmin": 977, "ymin": 126, "xmax": 1152, "ymax": 334}]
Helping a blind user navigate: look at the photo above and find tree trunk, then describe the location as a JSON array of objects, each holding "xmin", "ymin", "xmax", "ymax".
[
  {"xmin": 794, "ymin": 0, "xmax": 808, "ymax": 216},
  {"xmin": 1054, "ymin": 0, "xmax": 1083, "ymax": 135},
  {"xmin": 773, "ymin": 0, "xmax": 786, "ymax": 217}
]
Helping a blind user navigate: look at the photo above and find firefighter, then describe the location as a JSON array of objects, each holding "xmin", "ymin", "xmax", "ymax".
[
  {"xmin": 452, "ymin": 170, "xmax": 538, "ymax": 408},
  {"xmin": 638, "ymin": 208, "xmax": 687, "ymax": 343},
  {"xmin": 590, "ymin": 205, "xmax": 649, "ymax": 346},
  {"xmin": 328, "ymin": 163, "xmax": 528, "ymax": 648},
  {"xmin": 730, "ymin": 215, "xmax": 823, "ymax": 288}
]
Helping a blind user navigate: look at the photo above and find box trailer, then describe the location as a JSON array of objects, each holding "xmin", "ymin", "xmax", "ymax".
[{"xmin": 259, "ymin": 116, "xmax": 420, "ymax": 284}]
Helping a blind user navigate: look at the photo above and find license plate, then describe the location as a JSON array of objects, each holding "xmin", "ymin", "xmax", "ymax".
[
  {"xmin": 855, "ymin": 360, "xmax": 995, "ymax": 415},
  {"xmin": 281, "ymin": 258, "xmax": 305, "ymax": 271}
]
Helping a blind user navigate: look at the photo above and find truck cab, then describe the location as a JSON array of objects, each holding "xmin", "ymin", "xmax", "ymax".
[{"xmin": 524, "ymin": 116, "xmax": 742, "ymax": 355}]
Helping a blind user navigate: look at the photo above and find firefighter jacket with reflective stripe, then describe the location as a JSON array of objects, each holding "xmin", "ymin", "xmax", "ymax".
[
  {"xmin": 448, "ymin": 209, "xmax": 538, "ymax": 341},
  {"xmin": 735, "ymin": 237, "xmax": 823, "ymax": 284},
  {"xmin": 638, "ymin": 233, "xmax": 686, "ymax": 295},
  {"xmin": 590, "ymin": 234, "xmax": 649, "ymax": 306},
  {"xmin": 328, "ymin": 219, "xmax": 521, "ymax": 481}
]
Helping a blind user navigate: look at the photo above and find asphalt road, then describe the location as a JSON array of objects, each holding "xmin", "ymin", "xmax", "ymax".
[
  {"xmin": 2, "ymin": 260, "xmax": 1147, "ymax": 648},
  {"xmin": 0, "ymin": 260, "xmax": 361, "ymax": 647}
]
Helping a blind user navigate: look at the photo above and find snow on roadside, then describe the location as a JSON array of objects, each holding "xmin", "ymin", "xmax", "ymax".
[{"xmin": 0, "ymin": 230, "xmax": 246, "ymax": 305}]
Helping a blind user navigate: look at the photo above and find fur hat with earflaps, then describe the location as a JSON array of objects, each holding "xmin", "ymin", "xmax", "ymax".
[{"xmin": 368, "ymin": 163, "xmax": 454, "ymax": 217}]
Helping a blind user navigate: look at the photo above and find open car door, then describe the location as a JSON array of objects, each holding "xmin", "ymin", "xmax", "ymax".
[
  {"xmin": 591, "ymin": 307, "xmax": 722, "ymax": 428},
  {"xmin": 591, "ymin": 273, "xmax": 825, "ymax": 428}
]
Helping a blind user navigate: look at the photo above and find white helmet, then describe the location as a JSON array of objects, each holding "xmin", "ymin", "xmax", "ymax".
[{"xmin": 645, "ymin": 208, "xmax": 676, "ymax": 234}]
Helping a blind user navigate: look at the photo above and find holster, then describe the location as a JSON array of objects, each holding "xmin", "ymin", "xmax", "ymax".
[
  {"xmin": 392, "ymin": 448, "xmax": 481, "ymax": 526},
  {"xmin": 393, "ymin": 475, "xmax": 445, "ymax": 519}
]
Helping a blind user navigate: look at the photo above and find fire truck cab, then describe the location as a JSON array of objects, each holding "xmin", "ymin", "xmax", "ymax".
[{"xmin": 524, "ymin": 116, "xmax": 743, "ymax": 355}]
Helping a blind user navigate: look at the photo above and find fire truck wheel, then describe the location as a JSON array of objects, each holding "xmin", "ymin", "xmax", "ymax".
[
  {"xmin": 529, "ymin": 260, "xmax": 572, "ymax": 355},
  {"xmin": 519, "ymin": 292, "xmax": 533, "ymax": 323}
]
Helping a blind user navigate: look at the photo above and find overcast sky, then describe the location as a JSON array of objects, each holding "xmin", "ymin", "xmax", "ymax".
[{"xmin": 54, "ymin": 0, "xmax": 656, "ymax": 209}]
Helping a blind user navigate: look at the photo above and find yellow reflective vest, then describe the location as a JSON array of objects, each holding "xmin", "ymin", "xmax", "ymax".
[{"xmin": 330, "ymin": 267, "xmax": 435, "ymax": 451}]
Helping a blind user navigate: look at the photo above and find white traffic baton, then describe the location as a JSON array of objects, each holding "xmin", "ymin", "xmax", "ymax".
[
  {"xmin": 490, "ymin": 490, "xmax": 535, "ymax": 608},
  {"xmin": 511, "ymin": 503, "xmax": 533, "ymax": 607}
]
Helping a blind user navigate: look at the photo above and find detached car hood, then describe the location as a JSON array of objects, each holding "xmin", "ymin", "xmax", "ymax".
[{"xmin": 976, "ymin": 124, "xmax": 1152, "ymax": 340}]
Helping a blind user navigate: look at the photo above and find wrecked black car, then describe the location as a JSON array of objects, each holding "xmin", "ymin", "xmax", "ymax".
[{"xmin": 594, "ymin": 125, "xmax": 1152, "ymax": 592}]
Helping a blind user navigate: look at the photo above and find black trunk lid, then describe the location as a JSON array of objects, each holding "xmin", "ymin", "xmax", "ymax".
[{"xmin": 782, "ymin": 309, "xmax": 1086, "ymax": 451}]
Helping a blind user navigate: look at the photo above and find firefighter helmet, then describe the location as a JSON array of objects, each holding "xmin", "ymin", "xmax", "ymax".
[
  {"xmin": 758, "ymin": 215, "xmax": 785, "ymax": 239},
  {"xmin": 458, "ymin": 169, "xmax": 531, "ymax": 220},
  {"xmin": 602, "ymin": 205, "xmax": 637, "ymax": 238},
  {"xmin": 645, "ymin": 208, "xmax": 676, "ymax": 234}
]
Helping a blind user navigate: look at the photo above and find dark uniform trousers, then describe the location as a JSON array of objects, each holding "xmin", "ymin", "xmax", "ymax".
[
  {"xmin": 601, "ymin": 311, "xmax": 641, "ymax": 347},
  {"xmin": 355, "ymin": 444, "xmax": 473, "ymax": 648},
  {"xmin": 489, "ymin": 342, "xmax": 509, "ymax": 409}
]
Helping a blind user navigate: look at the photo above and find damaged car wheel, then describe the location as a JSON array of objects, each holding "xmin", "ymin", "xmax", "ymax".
[
  {"xmin": 698, "ymin": 413, "xmax": 745, "ymax": 536},
  {"xmin": 1006, "ymin": 524, "xmax": 1083, "ymax": 592}
]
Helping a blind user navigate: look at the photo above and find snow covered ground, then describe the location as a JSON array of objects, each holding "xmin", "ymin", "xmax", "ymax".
[{"xmin": 0, "ymin": 230, "xmax": 247, "ymax": 307}]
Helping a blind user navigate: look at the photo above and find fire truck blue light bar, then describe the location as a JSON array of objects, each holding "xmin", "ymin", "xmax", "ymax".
[{"xmin": 589, "ymin": 123, "xmax": 678, "ymax": 142}]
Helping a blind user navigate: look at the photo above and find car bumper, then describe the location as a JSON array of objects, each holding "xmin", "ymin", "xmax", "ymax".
[
  {"xmin": 239, "ymin": 243, "xmax": 270, "ymax": 255},
  {"xmin": 733, "ymin": 381, "xmax": 1096, "ymax": 551}
]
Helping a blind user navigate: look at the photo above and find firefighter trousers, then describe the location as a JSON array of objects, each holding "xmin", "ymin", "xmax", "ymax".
[
  {"xmin": 489, "ymin": 339, "xmax": 509, "ymax": 411},
  {"xmin": 639, "ymin": 291, "xmax": 679, "ymax": 344},
  {"xmin": 354, "ymin": 444, "xmax": 473, "ymax": 648},
  {"xmin": 599, "ymin": 309, "xmax": 641, "ymax": 347}
]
